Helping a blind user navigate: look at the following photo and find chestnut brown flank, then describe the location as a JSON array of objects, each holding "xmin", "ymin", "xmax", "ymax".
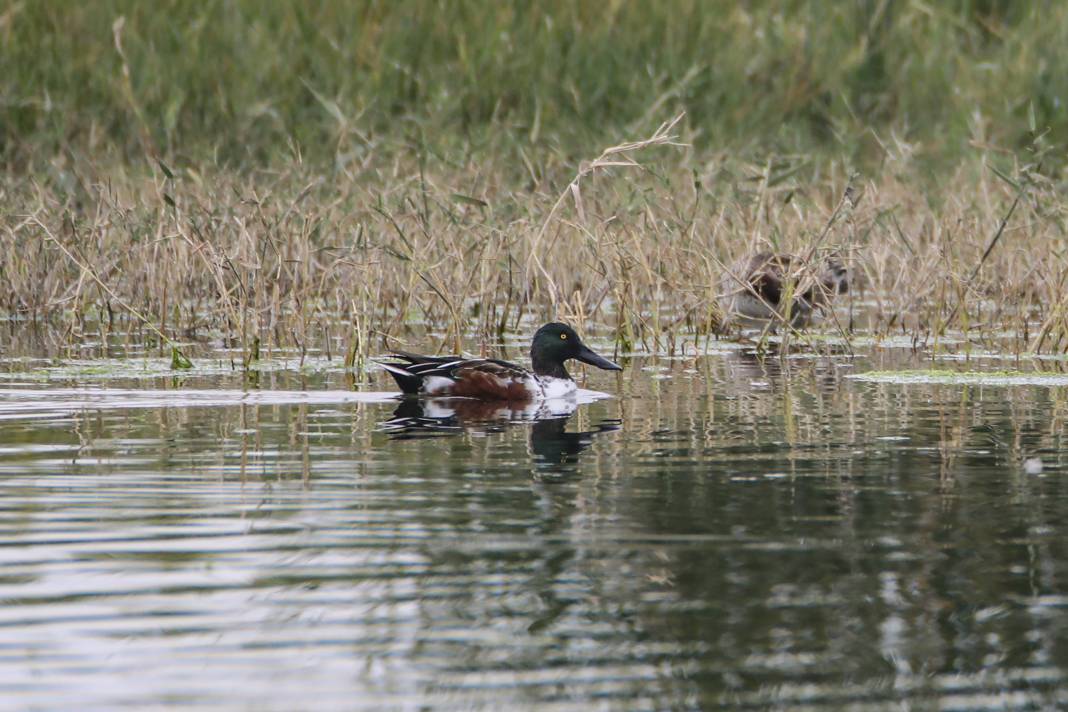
[{"xmin": 448, "ymin": 370, "xmax": 533, "ymax": 401}]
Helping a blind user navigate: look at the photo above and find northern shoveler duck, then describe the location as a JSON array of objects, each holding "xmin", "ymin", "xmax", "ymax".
[
  {"xmin": 721, "ymin": 251, "xmax": 849, "ymax": 328},
  {"xmin": 379, "ymin": 322, "xmax": 622, "ymax": 401}
]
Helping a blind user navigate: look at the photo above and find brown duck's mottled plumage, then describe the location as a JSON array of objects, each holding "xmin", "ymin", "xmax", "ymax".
[{"xmin": 723, "ymin": 251, "xmax": 849, "ymax": 327}]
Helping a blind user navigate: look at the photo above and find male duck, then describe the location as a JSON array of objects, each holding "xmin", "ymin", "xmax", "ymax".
[
  {"xmin": 721, "ymin": 251, "xmax": 849, "ymax": 328},
  {"xmin": 380, "ymin": 322, "xmax": 622, "ymax": 401}
]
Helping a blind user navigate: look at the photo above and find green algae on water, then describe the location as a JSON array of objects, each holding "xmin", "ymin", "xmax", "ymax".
[{"xmin": 850, "ymin": 370, "xmax": 1068, "ymax": 387}]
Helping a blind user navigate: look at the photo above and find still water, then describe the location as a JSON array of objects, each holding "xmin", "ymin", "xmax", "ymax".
[{"xmin": 1, "ymin": 345, "xmax": 1067, "ymax": 710}]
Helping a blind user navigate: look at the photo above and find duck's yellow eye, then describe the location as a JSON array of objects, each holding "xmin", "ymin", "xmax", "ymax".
[{"xmin": 560, "ymin": 333, "xmax": 568, "ymax": 340}]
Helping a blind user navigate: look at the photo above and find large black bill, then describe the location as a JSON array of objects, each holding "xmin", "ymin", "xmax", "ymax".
[{"xmin": 576, "ymin": 345, "xmax": 622, "ymax": 371}]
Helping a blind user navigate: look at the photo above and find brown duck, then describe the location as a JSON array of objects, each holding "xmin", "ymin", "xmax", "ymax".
[{"xmin": 721, "ymin": 252, "xmax": 849, "ymax": 328}]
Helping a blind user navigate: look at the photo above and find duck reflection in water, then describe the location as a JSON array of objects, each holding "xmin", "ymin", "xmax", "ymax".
[
  {"xmin": 528, "ymin": 415, "xmax": 620, "ymax": 476},
  {"xmin": 380, "ymin": 397, "xmax": 619, "ymax": 476}
]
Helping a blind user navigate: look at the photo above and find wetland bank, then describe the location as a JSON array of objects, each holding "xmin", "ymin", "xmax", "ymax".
[{"xmin": 4, "ymin": 2, "xmax": 1068, "ymax": 709}]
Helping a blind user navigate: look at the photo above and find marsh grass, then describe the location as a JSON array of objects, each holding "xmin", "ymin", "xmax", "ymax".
[
  {"xmin": 3, "ymin": 2, "xmax": 1068, "ymax": 367},
  {"xmin": 3, "ymin": 116, "xmax": 1065, "ymax": 370}
]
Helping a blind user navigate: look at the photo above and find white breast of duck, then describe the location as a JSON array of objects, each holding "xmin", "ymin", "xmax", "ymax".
[{"xmin": 536, "ymin": 375, "xmax": 578, "ymax": 399}]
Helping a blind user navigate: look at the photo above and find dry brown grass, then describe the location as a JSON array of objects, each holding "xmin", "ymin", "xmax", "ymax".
[{"xmin": 2, "ymin": 117, "xmax": 1064, "ymax": 371}]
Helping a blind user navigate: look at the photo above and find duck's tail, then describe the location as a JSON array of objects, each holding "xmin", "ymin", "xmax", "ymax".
[{"xmin": 377, "ymin": 361, "xmax": 424, "ymax": 395}]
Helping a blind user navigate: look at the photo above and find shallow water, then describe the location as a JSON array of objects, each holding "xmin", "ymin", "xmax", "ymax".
[{"xmin": 2, "ymin": 347, "xmax": 1068, "ymax": 710}]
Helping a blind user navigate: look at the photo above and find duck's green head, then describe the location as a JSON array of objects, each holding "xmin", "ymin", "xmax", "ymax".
[{"xmin": 530, "ymin": 322, "xmax": 622, "ymax": 378}]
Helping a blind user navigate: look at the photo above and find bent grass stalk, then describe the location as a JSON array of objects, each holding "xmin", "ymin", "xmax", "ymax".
[{"xmin": 526, "ymin": 112, "xmax": 687, "ymax": 311}]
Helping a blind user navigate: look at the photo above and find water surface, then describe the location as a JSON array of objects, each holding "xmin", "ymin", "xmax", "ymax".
[{"xmin": 1, "ymin": 346, "xmax": 1067, "ymax": 710}]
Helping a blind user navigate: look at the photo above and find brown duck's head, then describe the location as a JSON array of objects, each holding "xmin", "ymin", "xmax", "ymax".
[
  {"xmin": 800, "ymin": 256, "xmax": 850, "ymax": 308},
  {"xmin": 819, "ymin": 256, "xmax": 850, "ymax": 295}
]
